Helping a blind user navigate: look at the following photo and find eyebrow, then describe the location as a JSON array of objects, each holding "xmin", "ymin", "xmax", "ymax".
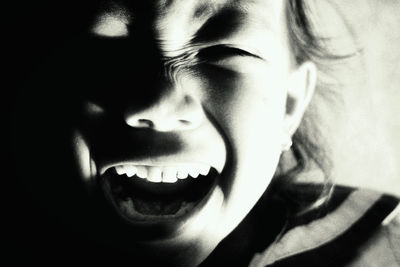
[
  {"xmin": 191, "ymin": 5, "xmax": 275, "ymax": 45},
  {"xmin": 192, "ymin": 8, "xmax": 246, "ymax": 43}
]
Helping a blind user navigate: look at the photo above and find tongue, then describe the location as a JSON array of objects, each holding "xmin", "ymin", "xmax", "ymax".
[{"xmin": 132, "ymin": 197, "xmax": 183, "ymax": 215}]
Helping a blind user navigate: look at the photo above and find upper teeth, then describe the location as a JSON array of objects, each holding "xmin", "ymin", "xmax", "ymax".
[{"xmin": 114, "ymin": 164, "xmax": 211, "ymax": 183}]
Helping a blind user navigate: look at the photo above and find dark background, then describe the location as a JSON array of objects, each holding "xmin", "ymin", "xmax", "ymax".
[{"xmin": 4, "ymin": 1, "xmax": 102, "ymax": 264}]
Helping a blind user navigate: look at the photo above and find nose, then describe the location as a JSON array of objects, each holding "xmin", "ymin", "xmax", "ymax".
[{"xmin": 124, "ymin": 88, "xmax": 204, "ymax": 132}]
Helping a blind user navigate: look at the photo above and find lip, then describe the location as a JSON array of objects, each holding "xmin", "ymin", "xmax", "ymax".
[
  {"xmin": 91, "ymin": 146, "xmax": 226, "ymax": 234},
  {"xmin": 99, "ymin": 166, "xmax": 221, "ymax": 226},
  {"xmin": 85, "ymin": 128, "xmax": 227, "ymax": 177},
  {"xmin": 98, "ymin": 160, "xmax": 221, "ymax": 176}
]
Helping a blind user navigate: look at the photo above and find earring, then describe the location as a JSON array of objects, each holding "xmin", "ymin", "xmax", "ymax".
[{"xmin": 281, "ymin": 136, "xmax": 292, "ymax": 152}]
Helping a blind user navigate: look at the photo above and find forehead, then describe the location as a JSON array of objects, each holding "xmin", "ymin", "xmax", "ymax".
[
  {"xmin": 91, "ymin": 0, "xmax": 287, "ymax": 42},
  {"xmin": 151, "ymin": 0, "xmax": 284, "ymax": 22},
  {"xmin": 96, "ymin": 0, "xmax": 284, "ymax": 19}
]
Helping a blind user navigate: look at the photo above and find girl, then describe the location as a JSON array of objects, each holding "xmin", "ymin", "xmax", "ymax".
[{"xmin": 10, "ymin": 0, "xmax": 399, "ymax": 266}]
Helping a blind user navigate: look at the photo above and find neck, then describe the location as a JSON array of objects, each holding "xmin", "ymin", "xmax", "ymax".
[{"xmin": 199, "ymin": 190, "xmax": 288, "ymax": 266}]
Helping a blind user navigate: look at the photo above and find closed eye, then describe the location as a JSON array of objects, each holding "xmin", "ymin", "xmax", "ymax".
[{"xmin": 197, "ymin": 45, "xmax": 262, "ymax": 61}]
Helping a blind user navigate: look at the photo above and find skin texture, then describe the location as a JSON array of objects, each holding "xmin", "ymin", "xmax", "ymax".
[{"xmin": 71, "ymin": 0, "xmax": 317, "ymax": 265}]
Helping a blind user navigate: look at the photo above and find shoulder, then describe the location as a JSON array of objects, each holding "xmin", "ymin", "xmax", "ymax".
[
  {"xmin": 250, "ymin": 185, "xmax": 400, "ymax": 267},
  {"xmin": 350, "ymin": 210, "xmax": 400, "ymax": 267}
]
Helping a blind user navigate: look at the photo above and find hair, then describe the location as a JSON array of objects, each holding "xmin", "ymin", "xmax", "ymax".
[{"xmin": 270, "ymin": 0, "xmax": 339, "ymax": 216}]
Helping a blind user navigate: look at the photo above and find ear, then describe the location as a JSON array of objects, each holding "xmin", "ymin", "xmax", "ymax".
[{"xmin": 284, "ymin": 61, "xmax": 317, "ymax": 136}]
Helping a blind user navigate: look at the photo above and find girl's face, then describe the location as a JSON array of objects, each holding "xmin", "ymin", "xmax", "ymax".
[{"xmin": 73, "ymin": 0, "xmax": 316, "ymax": 265}]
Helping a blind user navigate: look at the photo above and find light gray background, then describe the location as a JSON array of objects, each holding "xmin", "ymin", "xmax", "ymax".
[{"xmin": 308, "ymin": 0, "xmax": 400, "ymax": 196}]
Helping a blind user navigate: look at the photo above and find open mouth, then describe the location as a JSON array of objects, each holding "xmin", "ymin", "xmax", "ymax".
[{"xmin": 101, "ymin": 164, "xmax": 219, "ymax": 222}]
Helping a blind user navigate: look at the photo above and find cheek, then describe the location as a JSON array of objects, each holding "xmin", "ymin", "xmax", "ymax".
[
  {"xmin": 196, "ymin": 67, "xmax": 288, "ymax": 230},
  {"xmin": 198, "ymin": 65, "xmax": 288, "ymax": 154},
  {"xmin": 219, "ymin": 74, "xmax": 286, "ymax": 187}
]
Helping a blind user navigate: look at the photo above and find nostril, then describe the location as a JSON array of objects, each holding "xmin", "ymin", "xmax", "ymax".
[
  {"xmin": 178, "ymin": 119, "xmax": 191, "ymax": 125},
  {"xmin": 125, "ymin": 115, "xmax": 155, "ymax": 128},
  {"xmin": 136, "ymin": 119, "xmax": 154, "ymax": 128}
]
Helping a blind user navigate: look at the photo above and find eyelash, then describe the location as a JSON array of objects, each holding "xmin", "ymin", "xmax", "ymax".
[{"xmin": 197, "ymin": 45, "xmax": 260, "ymax": 61}]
